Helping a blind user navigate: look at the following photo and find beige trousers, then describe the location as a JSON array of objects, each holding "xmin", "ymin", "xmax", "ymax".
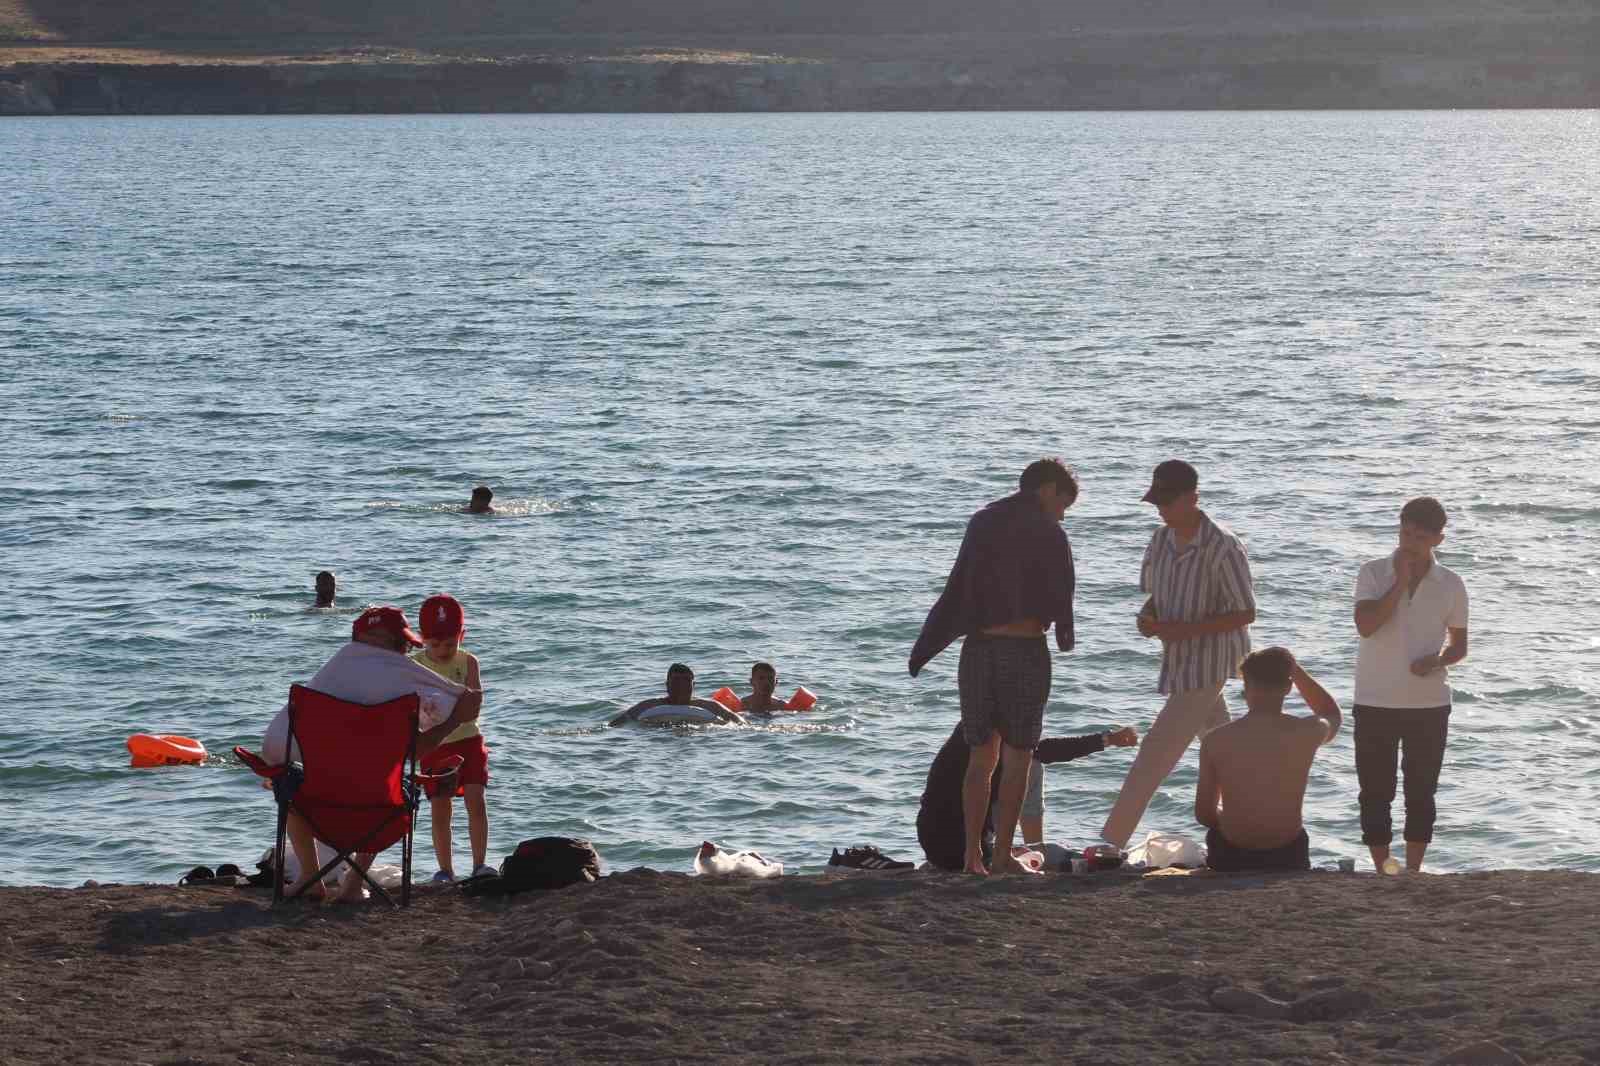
[{"xmin": 1100, "ymin": 681, "xmax": 1230, "ymax": 848}]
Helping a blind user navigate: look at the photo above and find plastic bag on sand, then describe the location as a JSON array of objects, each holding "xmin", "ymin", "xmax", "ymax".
[
  {"xmin": 1011, "ymin": 847, "xmax": 1045, "ymax": 872},
  {"xmin": 693, "ymin": 841, "xmax": 782, "ymax": 878},
  {"xmin": 1127, "ymin": 831, "xmax": 1206, "ymax": 869}
]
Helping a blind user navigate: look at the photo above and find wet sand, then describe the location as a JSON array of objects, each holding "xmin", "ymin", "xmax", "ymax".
[{"xmin": 3, "ymin": 867, "xmax": 1594, "ymax": 1064}]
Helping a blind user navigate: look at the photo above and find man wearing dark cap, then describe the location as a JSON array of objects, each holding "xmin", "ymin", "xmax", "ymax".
[
  {"xmin": 909, "ymin": 458, "xmax": 1080, "ymax": 876},
  {"xmin": 609, "ymin": 663, "xmax": 746, "ymax": 725},
  {"xmin": 261, "ymin": 605, "xmax": 485, "ymax": 901},
  {"xmin": 1101, "ymin": 459, "xmax": 1256, "ymax": 848}
]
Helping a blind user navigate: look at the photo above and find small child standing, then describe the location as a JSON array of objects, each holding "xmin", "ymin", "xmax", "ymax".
[{"xmin": 412, "ymin": 594, "xmax": 493, "ymax": 881}]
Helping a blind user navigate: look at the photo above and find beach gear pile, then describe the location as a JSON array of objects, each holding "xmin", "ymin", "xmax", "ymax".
[{"xmin": 460, "ymin": 836, "xmax": 601, "ymax": 897}]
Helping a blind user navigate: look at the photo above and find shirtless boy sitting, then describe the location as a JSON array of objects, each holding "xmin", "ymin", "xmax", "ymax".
[{"xmin": 1194, "ymin": 646, "xmax": 1341, "ymax": 873}]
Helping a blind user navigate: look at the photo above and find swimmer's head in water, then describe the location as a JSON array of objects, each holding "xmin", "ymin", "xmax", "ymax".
[
  {"xmin": 314, "ymin": 570, "xmax": 336, "ymax": 606},
  {"xmin": 352, "ymin": 605, "xmax": 424, "ymax": 652},
  {"xmin": 666, "ymin": 662, "xmax": 694, "ymax": 703},
  {"xmin": 468, "ymin": 485, "xmax": 494, "ymax": 513},
  {"xmin": 750, "ymin": 661, "xmax": 777, "ymax": 698}
]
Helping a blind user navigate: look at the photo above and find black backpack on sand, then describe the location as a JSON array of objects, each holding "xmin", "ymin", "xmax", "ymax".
[{"xmin": 461, "ymin": 836, "xmax": 601, "ymax": 897}]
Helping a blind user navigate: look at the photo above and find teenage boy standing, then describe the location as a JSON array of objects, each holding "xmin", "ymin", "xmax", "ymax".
[
  {"xmin": 1352, "ymin": 497, "xmax": 1469, "ymax": 873},
  {"xmin": 909, "ymin": 458, "xmax": 1080, "ymax": 876},
  {"xmin": 1102, "ymin": 459, "xmax": 1256, "ymax": 849}
]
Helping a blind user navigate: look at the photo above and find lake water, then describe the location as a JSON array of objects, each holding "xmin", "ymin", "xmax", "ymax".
[{"xmin": 2, "ymin": 110, "xmax": 1597, "ymax": 887}]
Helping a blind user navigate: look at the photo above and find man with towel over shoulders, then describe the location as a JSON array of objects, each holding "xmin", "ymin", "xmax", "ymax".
[{"xmin": 909, "ymin": 458, "xmax": 1080, "ymax": 876}]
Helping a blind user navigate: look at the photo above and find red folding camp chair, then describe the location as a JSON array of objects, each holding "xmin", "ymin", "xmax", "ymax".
[{"xmin": 235, "ymin": 684, "xmax": 456, "ymax": 907}]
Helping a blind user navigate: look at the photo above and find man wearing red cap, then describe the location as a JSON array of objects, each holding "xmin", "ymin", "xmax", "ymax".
[{"xmin": 261, "ymin": 604, "xmax": 484, "ymax": 901}]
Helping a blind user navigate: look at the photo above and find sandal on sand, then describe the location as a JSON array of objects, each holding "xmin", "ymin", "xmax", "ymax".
[{"xmin": 179, "ymin": 865, "xmax": 215, "ymax": 886}]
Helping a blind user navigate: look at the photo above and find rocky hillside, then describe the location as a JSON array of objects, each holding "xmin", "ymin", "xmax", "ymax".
[{"xmin": 1, "ymin": 0, "xmax": 1595, "ymax": 113}]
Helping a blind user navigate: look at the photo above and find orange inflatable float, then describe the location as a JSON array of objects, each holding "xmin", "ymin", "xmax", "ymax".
[
  {"xmin": 711, "ymin": 686, "xmax": 818, "ymax": 712},
  {"xmin": 127, "ymin": 734, "xmax": 207, "ymax": 767}
]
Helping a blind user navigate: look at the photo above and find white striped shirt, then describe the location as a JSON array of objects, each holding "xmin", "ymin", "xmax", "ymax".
[{"xmin": 1141, "ymin": 512, "xmax": 1255, "ymax": 695}]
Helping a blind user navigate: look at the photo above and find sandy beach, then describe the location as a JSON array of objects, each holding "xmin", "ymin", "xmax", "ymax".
[{"xmin": 4, "ymin": 867, "xmax": 1595, "ymax": 1065}]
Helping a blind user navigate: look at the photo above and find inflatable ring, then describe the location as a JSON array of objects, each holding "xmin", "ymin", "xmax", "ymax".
[
  {"xmin": 127, "ymin": 733, "xmax": 207, "ymax": 767},
  {"xmin": 635, "ymin": 705, "xmax": 724, "ymax": 726}
]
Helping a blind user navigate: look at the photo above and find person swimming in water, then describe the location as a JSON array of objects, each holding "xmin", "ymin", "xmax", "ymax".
[
  {"xmin": 313, "ymin": 570, "xmax": 336, "ymax": 608},
  {"xmin": 740, "ymin": 661, "xmax": 792, "ymax": 714},
  {"xmin": 609, "ymin": 663, "xmax": 745, "ymax": 726},
  {"xmin": 466, "ymin": 486, "xmax": 495, "ymax": 514}
]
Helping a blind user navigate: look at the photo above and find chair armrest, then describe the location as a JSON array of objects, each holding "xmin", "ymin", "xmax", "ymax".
[{"xmin": 233, "ymin": 746, "xmax": 284, "ymax": 779}]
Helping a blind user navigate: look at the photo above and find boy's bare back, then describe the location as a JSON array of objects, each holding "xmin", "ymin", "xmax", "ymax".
[{"xmin": 1202, "ymin": 714, "xmax": 1331, "ymax": 850}]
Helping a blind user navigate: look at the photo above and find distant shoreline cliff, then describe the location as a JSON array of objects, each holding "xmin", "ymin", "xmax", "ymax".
[
  {"xmin": 5, "ymin": 51, "xmax": 1597, "ymax": 116},
  {"xmin": 2, "ymin": 1, "xmax": 1596, "ymax": 115}
]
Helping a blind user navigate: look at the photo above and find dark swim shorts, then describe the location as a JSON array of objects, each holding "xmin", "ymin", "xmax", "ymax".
[
  {"xmin": 1204, "ymin": 827, "xmax": 1310, "ymax": 873},
  {"xmin": 956, "ymin": 633, "xmax": 1051, "ymax": 749}
]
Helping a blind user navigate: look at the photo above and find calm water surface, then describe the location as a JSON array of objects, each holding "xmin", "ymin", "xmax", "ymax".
[{"xmin": 1, "ymin": 110, "xmax": 1597, "ymax": 886}]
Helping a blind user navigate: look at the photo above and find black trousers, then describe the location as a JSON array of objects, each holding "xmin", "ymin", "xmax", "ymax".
[{"xmin": 1353, "ymin": 705, "xmax": 1451, "ymax": 847}]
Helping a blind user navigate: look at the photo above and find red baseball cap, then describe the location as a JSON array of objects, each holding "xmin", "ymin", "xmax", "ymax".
[
  {"xmin": 352, "ymin": 605, "xmax": 424, "ymax": 648},
  {"xmin": 418, "ymin": 594, "xmax": 465, "ymax": 640}
]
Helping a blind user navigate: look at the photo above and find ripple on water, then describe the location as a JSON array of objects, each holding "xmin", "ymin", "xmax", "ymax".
[{"xmin": 3, "ymin": 110, "xmax": 1598, "ymax": 884}]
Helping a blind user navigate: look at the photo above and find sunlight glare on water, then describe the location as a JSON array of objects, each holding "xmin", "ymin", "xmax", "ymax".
[{"xmin": 1, "ymin": 110, "xmax": 1597, "ymax": 885}]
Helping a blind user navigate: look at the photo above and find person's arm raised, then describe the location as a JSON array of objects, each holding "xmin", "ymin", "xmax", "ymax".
[
  {"xmin": 1355, "ymin": 553, "xmax": 1411, "ymax": 638},
  {"xmin": 1291, "ymin": 661, "xmax": 1341, "ymax": 744}
]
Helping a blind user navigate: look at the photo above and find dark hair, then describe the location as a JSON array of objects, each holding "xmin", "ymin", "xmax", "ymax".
[
  {"xmin": 1019, "ymin": 458, "xmax": 1079, "ymax": 503},
  {"xmin": 315, "ymin": 571, "xmax": 335, "ymax": 585},
  {"xmin": 1239, "ymin": 646, "xmax": 1295, "ymax": 687},
  {"xmin": 472, "ymin": 485, "xmax": 493, "ymax": 501},
  {"xmin": 1400, "ymin": 497, "xmax": 1447, "ymax": 533},
  {"xmin": 667, "ymin": 662, "xmax": 694, "ymax": 678},
  {"xmin": 751, "ymin": 661, "xmax": 776, "ymax": 677}
]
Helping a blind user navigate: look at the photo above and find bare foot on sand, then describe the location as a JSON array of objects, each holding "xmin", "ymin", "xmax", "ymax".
[
  {"xmin": 963, "ymin": 854, "xmax": 990, "ymax": 876},
  {"xmin": 284, "ymin": 879, "xmax": 327, "ymax": 902}
]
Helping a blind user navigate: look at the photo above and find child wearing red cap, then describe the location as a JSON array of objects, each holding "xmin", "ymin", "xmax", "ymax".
[{"xmin": 411, "ymin": 594, "xmax": 493, "ymax": 881}]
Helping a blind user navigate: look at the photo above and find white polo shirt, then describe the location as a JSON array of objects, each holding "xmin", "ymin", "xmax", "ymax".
[{"xmin": 1353, "ymin": 555, "xmax": 1469, "ymax": 709}]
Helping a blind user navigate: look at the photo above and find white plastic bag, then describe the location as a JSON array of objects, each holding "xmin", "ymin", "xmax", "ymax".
[
  {"xmin": 693, "ymin": 841, "xmax": 783, "ymax": 879},
  {"xmin": 1127, "ymin": 831, "xmax": 1206, "ymax": 869}
]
